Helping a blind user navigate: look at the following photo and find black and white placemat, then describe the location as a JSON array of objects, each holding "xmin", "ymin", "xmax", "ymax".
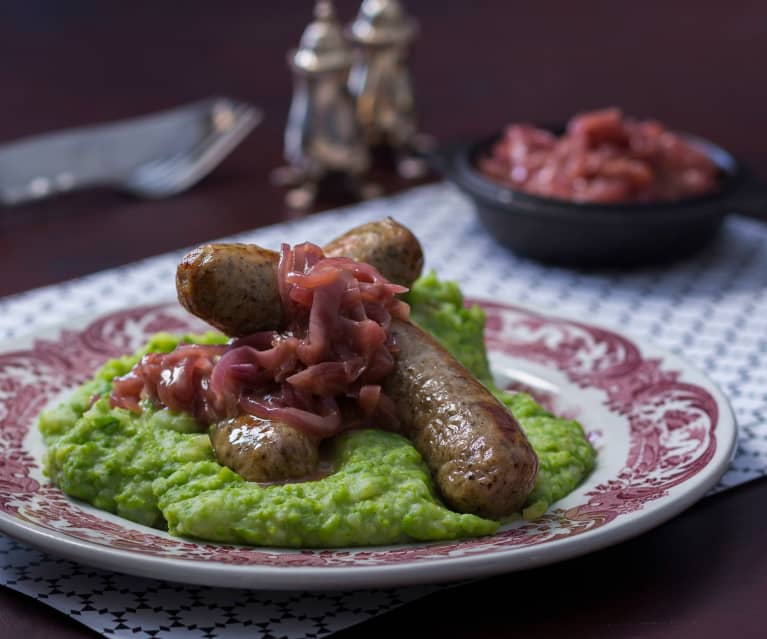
[
  {"xmin": 0, "ymin": 538, "xmax": 436, "ymax": 638},
  {"xmin": 2, "ymin": 182, "xmax": 766, "ymax": 637}
]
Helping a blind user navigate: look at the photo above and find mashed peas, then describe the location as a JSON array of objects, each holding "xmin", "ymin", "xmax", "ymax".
[
  {"xmin": 160, "ymin": 430, "xmax": 496, "ymax": 546},
  {"xmin": 40, "ymin": 334, "xmax": 496, "ymax": 546},
  {"xmin": 39, "ymin": 276, "xmax": 595, "ymax": 547}
]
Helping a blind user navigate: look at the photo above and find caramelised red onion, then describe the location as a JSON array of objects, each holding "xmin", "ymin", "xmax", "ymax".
[
  {"xmin": 111, "ymin": 343, "xmax": 227, "ymax": 422},
  {"xmin": 478, "ymin": 108, "xmax": 720, "ymax": 203},
  {"xmin": 110, "ymin": 242, "xmax": 409, "ymax": 438}
]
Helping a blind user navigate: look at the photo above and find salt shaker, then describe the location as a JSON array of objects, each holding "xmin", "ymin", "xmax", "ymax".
[
  {"xmin": 347, "ymin": 0, "xmax": 430, "ymax": 177},
  {"xmin": 275, "ymin": 1, "xmax": 371, "ymax": 209}
]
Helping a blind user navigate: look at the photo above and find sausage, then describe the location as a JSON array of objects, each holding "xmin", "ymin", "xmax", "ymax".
[
  {"xmin": 176, "ymin": 243, "xmax": 281, "ymax": 338},
  {"xmin": 381, "ymin": 319, "xmax": 539, "ymax": 518},
  {"xmin": 185, "ymin": 219, "xmax": 421, "ymax": 483},
  {"xmin": 323, "ymin": 217, "xmax": 424, "ymax": 287},
  {"xmin": 209, "ymin": 415, "xmax": 319, "ymax": 482},
  {"xmin": 176, "ymin": 218, "xmax": 422, "ymax": 338},
  {"xmin": 183, "ymin": 221, "xmax": 538, "ymax": 517}
]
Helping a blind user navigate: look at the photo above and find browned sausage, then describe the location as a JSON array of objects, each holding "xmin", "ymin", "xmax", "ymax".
[
  {"xmin": 176, "ymin": 218, "xmax": 422, "ymax": 338},
  {"xmin": 382, "ymin": 319, "xmax": 539, "ymax": 518},
  {"xmin": 176, "ymin": 243, "xmax": 281, "ymax": 337},
  {"xmin": 209, "ymin": 415, "xmax": 319, "ymax": 482},
  {"xmin": 182, "ymin": 222, "xmax": 537, "ymax": 516},
  {"xmin": 186, "ymin": 219, "xmax": 421, "ymax": 483},
  {"xmin": 323, "ymin": 217, "xmax": 423, "ymax": 287}
]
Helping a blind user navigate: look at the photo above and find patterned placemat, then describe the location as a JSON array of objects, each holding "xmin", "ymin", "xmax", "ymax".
[
  {"xmin": 0, "ymin": 538, "xmax": 437, "ymax": 638},
  {"xmin": 2, "ymin": 182, "xmax": 766, "ymax": 637}
]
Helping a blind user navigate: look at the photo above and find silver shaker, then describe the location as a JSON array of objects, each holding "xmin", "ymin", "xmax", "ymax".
[
  {"xmin": 276, "ymin": 1, "xmax": 371, "ymax": 209},
  {"xmin": 347, "ymin": 0, "xmax": 430, "ymax": 176}
]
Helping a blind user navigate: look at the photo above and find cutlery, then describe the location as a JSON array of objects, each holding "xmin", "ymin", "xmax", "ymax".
[{"xmin": 0, "ymin": 96, "xmax": 262, "ymax": 205}]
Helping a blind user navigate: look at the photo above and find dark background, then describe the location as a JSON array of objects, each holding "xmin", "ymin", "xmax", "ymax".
[
  {"xmin": 1, "ymin": 3, "xmax": 766, "ymax": 637},
  {"xmin": 0, "ymin": 0, "xmax": 764, "ymax": 296}
]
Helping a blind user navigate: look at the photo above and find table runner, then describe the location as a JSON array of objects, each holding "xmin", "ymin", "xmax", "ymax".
[{"xmin": 1, "ymin": 183, "xmax": 765, "ymax": 637}]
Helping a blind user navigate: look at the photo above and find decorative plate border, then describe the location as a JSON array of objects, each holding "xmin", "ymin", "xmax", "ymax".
[{"xmin": 0, "ymin": 302, "xmax": 722, "ymax": 570}]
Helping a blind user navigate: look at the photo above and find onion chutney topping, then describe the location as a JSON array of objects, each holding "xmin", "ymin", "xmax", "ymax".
[{"xmin": 111, "ymin": 243, "xmax": 409, "ymax": 438}]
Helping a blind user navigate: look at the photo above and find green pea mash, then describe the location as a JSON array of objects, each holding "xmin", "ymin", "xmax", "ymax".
[{"xmin": 39, "ymin": 275, "xmax": 595, "ymax": 546}]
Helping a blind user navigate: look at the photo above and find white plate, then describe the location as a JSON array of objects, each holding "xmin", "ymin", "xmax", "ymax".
[{"xmin": 0, "ymin": 300, "xmax": 736, "ymax": 589}]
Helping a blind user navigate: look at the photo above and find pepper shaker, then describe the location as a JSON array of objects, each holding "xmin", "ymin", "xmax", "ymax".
[
  {"xmin": 347, "ymin": 0, "xmax": 431, "ymax": 178},
  {"xmin": 274, "ymin": 1, "xmax": 371, "ymax": 209}
]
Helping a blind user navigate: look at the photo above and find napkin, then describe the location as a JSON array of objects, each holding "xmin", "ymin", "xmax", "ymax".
[{"xmin": 2, "ymin": 183, "xmax": 766, "ymax": 637}]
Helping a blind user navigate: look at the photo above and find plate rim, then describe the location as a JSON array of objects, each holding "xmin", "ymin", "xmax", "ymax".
[{"xmin": 0, "ymin": 300, "xmax": 737, "ymax": 590}]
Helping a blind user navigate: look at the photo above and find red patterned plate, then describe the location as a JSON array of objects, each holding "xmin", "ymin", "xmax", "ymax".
[{"xmin": 0, "ymin": 301, "xmax": 736, "ymax": 589}]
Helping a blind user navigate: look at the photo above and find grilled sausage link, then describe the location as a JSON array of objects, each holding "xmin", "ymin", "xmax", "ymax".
[
  {"xmin": 176, "ymin": 218, "xmax": 423, "ymax": 338},
  {"xmin": 184, "ymin": 219, "xmax": 421, "ymax": 483},
  {"xmin": 382, "ymin": 319, "xmax": 539, "ymax": 518},
  {"xmin": 209, "ymin": 415, "xmax": 319, "ymax": 483},
  {"xmin": 176, "ymin": 243, "xmax": 281, "ymax": 338},
  {"xmin": 323, "ymin": 217, "xmax": 424, "ymax": 286}
]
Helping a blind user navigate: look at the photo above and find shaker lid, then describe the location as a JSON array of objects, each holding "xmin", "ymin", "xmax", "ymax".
[
  {"xmin": 291, "ymin": 1, "xmax": 352, "ymax": 73},
  {"xmin": 348, "ymin": 0, "xmax": 417, "ymax": 46}
]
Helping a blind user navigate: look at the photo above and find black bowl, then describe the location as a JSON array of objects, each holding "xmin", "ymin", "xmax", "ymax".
[{"xmin": 433, "ymin": 132, "xmax": 763, "ymax": 267}]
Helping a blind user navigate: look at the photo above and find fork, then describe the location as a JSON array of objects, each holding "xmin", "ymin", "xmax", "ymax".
[
  {"xmin": 121, "ymin": 100, "xmax": 261, "ymax": 198},
  {"xmin": 0, "ymin": 97, "xmax": 262, "ymax": 205}
]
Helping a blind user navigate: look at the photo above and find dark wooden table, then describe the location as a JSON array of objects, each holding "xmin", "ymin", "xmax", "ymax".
[{"xmin": 1, "ymin": 2, "xmax": 765, "ymax": 637}]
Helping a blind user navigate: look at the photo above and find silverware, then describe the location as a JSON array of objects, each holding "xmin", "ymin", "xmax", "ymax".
[
  {"xmin": 347, "ymin": 0, "xmax": 432, "ymax": 179},
  {"xmin": 274, "ymin": 1, "xmax": 371, "ymax": 210},
  {"xmin": 0, "ymin": 97, "xmax": 262, "ymax": 205}
]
